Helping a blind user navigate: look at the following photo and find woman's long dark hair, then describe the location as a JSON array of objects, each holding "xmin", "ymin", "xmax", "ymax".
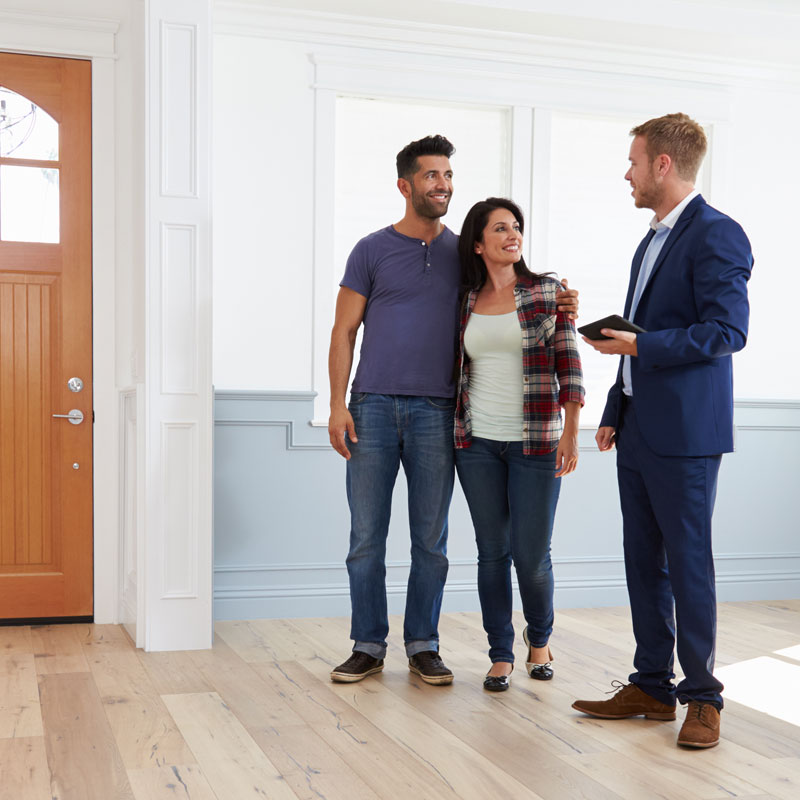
[{"xmin": 458, "ymin": 197, "xmax": 544, "ymax": 291}]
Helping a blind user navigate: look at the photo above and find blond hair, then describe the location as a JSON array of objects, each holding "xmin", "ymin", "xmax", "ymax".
[{"xmin": 631, "ymin": 113, "xmax": 707, "ymax": 182}]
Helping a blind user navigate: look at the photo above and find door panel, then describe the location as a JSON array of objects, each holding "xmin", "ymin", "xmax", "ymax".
[{"xmin": 0, "ymin": 53, "xmax": 92, "ymax": 619}]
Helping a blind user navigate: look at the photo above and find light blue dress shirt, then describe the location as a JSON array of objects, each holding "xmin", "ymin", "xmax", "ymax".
[{"xmin": 622, "ymin": 189, "xmax": 700, "ymax": 396}]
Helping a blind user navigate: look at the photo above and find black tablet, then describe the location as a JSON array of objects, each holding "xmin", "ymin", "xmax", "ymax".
[{"xmin": 578, "ymin": 314, "xmax": 646, "ymax": 340}]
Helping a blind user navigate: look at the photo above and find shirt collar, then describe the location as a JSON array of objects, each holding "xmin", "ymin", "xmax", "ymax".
[{"xmin": 649, "ymin": 188, "xmax": 700, "ymax": 231}]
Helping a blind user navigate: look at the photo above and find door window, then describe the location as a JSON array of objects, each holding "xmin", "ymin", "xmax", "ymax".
[{"xmin": 0, "ymin": 86, "xmax": 60, "ymax": 243}]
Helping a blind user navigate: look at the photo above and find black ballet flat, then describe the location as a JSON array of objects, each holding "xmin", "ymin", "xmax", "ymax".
[
  {"xmin": 523, "ymin": 628, "xmax": 554, "ymax": 681},
  {"xmin": 528, "ymin": 661, "xmax": 553, "ymax": 681},
  {"xmin": 483, "ymin": 674, "xmax": 510, "ymax": 692},
  {"xmin": 483, "ymin": 664, "xmax": 513, "ymax": 692}
]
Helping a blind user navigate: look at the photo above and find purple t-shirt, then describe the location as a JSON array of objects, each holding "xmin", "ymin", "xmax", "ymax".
[{"xmin": 341, "ymin": 225, "xmax": 460, "ymax": 398}]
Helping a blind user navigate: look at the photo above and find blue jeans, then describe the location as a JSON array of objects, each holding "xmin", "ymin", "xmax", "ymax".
[
  {"xmin": 345, "ymin": 393, "xmax": 455, "ymax": 658},
  {"xmin": 455, "ymin": 437, "xmax": 561, "ymax": 663}
]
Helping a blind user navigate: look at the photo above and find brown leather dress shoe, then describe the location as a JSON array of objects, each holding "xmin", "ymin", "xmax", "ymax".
[
  {"xmin": 572, "ymin": 681, "xmax": 677, "ymax": 720},
  {"xmin": 677, "ymin": 701, "xmax": 720, "ymax": 748}
]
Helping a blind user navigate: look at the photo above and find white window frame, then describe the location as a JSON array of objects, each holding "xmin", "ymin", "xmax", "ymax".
[{"xmin": 308, "ymin": 47, "xmax": 731, "ymax": 427}]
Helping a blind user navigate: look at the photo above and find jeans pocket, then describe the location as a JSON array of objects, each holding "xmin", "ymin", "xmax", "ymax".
[
  {"xmin": 349, "ymin": 392, "xmax": 369, "ymax": 405},
  {"xmin": 425, "ymin": 396, "xmax": 456, "ymax": 410}
]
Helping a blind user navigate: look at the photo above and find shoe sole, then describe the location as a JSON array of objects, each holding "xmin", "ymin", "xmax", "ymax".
[
  {"xmin": 409, "ymin": 665, "xmax": 454, "ymax": 685},
  {"xmin": 677, "ymin": 738, "xmax": 719, "ymax": 749},
  {"xmin": 330, "ymin": 664, "xmax": 384, "ymax": 683},
  {"xmin": 571, "ymin": 702, "xmax": 676, "ymax": 720}
]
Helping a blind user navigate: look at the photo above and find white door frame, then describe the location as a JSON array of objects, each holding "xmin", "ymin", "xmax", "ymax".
[
  {"xmin": 0, "ymin": 9, "xmax": 120, "ymax": 625},
  {"xmin": 0, "ymin": 4, "xmax": 214, "ymax": 650}
]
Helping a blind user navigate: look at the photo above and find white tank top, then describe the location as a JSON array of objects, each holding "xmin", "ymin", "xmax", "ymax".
[{"xmin": 464, "ymin": 311, "xmax": 524, "ymax": 441}]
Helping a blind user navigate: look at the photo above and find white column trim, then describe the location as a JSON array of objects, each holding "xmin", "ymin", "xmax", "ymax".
[
  {"xmin": 510, "ymin": 106, "xmax": 534, "ymax": 257},
  {"xmin": 529, "ymin": 108, "xmax": 553, "ymax": 273},
  {"xmin": 143, "ymin": 0, "xmax": 212, "ymax": 651},
  {"xmin": 311, "ymin": 86, "xmax": 336, "ymax": 424},
  {"xmin": 91, "ymin": 54, "xmax": 120, "ymax": 625}
]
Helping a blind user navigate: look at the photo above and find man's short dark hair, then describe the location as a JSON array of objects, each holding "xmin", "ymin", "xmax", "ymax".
[{"xmin": 396, "ymin": 135, "xmax": 455, "ymax": 180}]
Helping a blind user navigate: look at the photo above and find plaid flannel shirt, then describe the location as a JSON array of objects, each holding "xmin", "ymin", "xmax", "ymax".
[{"xmin": 454, "ymin": 275, "xmax": 585, "ymax": 455}]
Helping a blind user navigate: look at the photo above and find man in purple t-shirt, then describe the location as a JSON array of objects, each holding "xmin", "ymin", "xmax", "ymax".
[{"xmin": 327, "ymin": 136, "xmax": 578, "ymax": 685}]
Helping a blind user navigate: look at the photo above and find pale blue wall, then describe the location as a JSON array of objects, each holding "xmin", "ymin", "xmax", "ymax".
[{"xmin": 213, "ymin": 391, "xmax": 800, "ymax": 620}]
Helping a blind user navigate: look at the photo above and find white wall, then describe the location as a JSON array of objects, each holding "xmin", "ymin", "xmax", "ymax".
[
  {"xmin": 212, "ymin": 2, "xmax": 800, "ymax": 404},
  {"xmin": 723, "ymin": 84, "xmax": 800, "ymax": 400},
  {"xmin": 210, "ymin": 1, "xmax": 800, "ymax": 618},
  {"xmin": 213, "ymin": 36, "xmax": 315, "ymax": 390}
]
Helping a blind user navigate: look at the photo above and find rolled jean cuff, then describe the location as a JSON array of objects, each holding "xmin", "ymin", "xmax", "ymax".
[
  {"xmin": 405, "ymin": 639, "xmax": 439, "ymax": 658},
  {"xmin": 354, "ymin": 641, "xmax": 387, "ymax": 659}
]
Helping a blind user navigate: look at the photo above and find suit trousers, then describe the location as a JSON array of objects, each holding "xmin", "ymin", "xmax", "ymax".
[{"xmin": 616, "ymin": 397, "xmax": 724, "ymax": 707}]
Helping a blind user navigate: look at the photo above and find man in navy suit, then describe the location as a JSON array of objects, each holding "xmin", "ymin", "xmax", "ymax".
[{"xmin": 573, "ymin": 113, "xmax": 753, "ymax": 749}]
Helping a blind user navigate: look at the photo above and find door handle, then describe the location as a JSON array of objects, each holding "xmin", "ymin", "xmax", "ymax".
[{"xmin": 52, "ymin": 409, "xmax": 84, "ymax": 425}]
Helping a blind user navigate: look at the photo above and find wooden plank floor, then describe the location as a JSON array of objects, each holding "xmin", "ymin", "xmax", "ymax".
[{"xmin": 0, "ymin": 600, "xmax": 798, "ymax": 800}]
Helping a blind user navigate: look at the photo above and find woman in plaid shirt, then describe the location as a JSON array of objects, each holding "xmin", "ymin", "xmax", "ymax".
[{"xmin": 454, "ymin": 197, "xmax": 585, "ymax": 692}]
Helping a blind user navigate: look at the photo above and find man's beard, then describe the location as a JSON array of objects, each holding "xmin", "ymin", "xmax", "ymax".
[
  {"xmin": 410, "ymin": 186, "xmax": 451, "ymax": 219},
  {"xmin": 634, "ymin": 174, "xmax": 663, "ymax": 210}
]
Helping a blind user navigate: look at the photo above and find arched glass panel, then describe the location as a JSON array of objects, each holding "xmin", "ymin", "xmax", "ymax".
[{"xmin": 0, "ymin": 86, "xmax": 59, "ymax": 160}]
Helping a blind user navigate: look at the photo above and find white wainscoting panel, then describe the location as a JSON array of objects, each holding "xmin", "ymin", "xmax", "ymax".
[
  {"xmin": 119, "ymin": 388, "xmax": 139, "ymax": 642},
  {"xmin": 213, "ymin": 393, "xmax": 800, "ymax": 620},
  {"xmin": 160, "ymin": 21, "xmax": 197, "ymax": 197},
  {"xmin": 161, "ymin": 223, "xmax": 198, "ymax": 395},
  {"xmin": 162, "ymin": 422, "xmax": 198, "ymax": 598}
]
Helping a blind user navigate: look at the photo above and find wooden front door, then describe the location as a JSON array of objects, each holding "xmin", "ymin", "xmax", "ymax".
[{"xmin": 0, "ymin": 53, "xmax": 93, "ymax": 620}]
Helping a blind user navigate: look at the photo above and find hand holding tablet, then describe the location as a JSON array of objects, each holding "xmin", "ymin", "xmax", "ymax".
[{"xmin": 577, "ymin": 314, "xmax": 646, "ymax": 340}]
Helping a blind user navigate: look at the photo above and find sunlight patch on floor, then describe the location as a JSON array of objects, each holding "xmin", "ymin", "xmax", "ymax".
[
  {"xmin": 716, "ymin": 656, "xmax": 800, "ymax": 726},
  {"xmin": 774, "ymin": 644, "xmax": 800, "ymax": 662}
]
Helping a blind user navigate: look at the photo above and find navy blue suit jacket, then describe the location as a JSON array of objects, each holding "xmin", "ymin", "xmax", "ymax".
[{"xmin": 600, "ymin": 195, "xmax": 753, "ymax": 457}]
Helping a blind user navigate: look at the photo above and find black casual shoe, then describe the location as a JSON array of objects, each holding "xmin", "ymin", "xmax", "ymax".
[
  {"xmin": 408, "ymin": 651, "xmax": 454, "ymax": 685},
  {"xmin": 330, "ymin": 651, "xmax": 384, "ymax": 683}
]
